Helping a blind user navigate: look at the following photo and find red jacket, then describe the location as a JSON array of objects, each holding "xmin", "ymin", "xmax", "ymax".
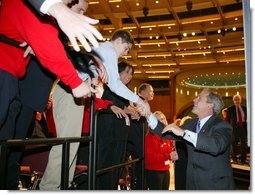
[
  {"xmin": 145, "ymin": 132, "xmax": 174, "ymax": 171},
  {"xmin": 0, "ymin": 0, "xmax": 82, "ymax": 89}
]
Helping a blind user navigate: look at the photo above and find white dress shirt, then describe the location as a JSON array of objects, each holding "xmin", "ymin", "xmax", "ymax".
[{"xmin": 148, "ymin": 113, "xmax": 213, "ymax": 147}]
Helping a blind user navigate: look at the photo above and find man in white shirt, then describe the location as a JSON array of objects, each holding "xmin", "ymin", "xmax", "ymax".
[{"xmin": 145, "ymin": 88, "xmax": 235, "ymax": 190}]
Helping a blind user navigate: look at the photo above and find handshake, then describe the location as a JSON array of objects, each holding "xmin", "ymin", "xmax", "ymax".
[
  {"xmin": 91, "ymin": 83, "xmax": 151, "ymax": 118},
  {"xmin": 135, "ymin": 98, "xmax": 151, "ymax": 118}
]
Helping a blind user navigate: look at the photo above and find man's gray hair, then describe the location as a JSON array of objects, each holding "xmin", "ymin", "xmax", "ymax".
[
  {"xmin": 204, "ymin": 88, "xmax": 224, "ymax": 114},
  {"xmin": 233, "ymin": 94, "xmax": 241, "ymax": 101}
]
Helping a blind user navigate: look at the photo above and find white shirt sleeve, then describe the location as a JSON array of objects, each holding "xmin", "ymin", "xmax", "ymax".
[
  {"xmin": 94, "ymin": 42, "xmax": 139, "ymax": 103},
  {"xmin": 183, "ymin": 130, "xmax": 198, "ymax": 147},
  {"xmin": 77, "ymin": 71, "xmax": 89, "ymax": 81},
  {"xmin": 40, "ymin": 0, "xmax": 63, "ymax": 14},
  {"xmin": 147, "ymin": 113, "xmax": 158, "ymax": 129}
]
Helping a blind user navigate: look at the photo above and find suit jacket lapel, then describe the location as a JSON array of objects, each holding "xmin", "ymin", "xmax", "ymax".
[{"xmin": 199, "ymin": 114, "xmax": 218, "ymax": 133}]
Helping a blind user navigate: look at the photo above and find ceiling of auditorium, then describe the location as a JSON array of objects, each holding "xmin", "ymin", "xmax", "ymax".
[{"xmin": 86, "ymin": 0, "xmax": 246, "ymax": 88}]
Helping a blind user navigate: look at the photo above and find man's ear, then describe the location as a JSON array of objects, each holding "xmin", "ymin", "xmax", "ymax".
[
  {"xmin": 115, "ymin": 37, "xmax": 123, "ymax": 44},
  {"xmin": 208, "ymin": 103, "xmax": 214, "ymax": 110}
]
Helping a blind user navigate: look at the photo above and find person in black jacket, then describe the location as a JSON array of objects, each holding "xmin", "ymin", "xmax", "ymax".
[
  {"xmin": 227, "ymin": 94, "xmax": 247, "ymax": 164},
  {"xmin": 146, "ymin": 88, "xmax": 235, "ymax": 190}
]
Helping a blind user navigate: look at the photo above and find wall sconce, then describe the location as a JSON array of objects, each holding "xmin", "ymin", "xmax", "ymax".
[
  {"xmin": 177, "ymin": 32, "xmax": 183, "ymax": 41},
  {"xmin": 220, "ymin": 29, "xmax": 226, "ymax": 37},
  {"xmin": 186, "ymin": 0, "xmax": 193, "ymax": 12},
  {"xmin": 143, "ymin": 6, "xmax": 149, "ymax": 16},
  {"xmin": 136, "ymin": 36, "xmax": 141, "ymax": 44}
]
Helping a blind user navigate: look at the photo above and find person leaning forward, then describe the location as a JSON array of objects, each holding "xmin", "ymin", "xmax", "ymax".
[{"xmin": 146, "ymin": 88, "xmax": 235, "ymax": 190}]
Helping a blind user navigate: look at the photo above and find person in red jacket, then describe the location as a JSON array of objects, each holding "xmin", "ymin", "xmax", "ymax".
[
  {"xmin": 0, "ymin": 0, "xmax": 93, "ymax": 141},
  {"xmin": 145, "ymin": 111, "xmax": 178, "ymax": 190}
]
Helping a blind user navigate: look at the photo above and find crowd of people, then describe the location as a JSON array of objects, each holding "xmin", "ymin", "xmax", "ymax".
[{"xmin": 0, "ymin": 0, "xmax": 249, "ymax": 191}]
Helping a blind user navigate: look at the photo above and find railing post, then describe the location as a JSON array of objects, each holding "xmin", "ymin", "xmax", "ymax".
[
  {"xmin": 0, "ymin": 143, "xmax": 7, "ymax": 189},
  {"xmin": 61, "ymin": 141, "xmax": 70, "ymax": 190},
  {"xmin": 88, "ymin": 96, "xmax": 95, "ymax": 190}
]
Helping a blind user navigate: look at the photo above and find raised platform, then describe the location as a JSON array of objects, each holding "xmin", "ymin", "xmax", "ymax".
[{"xmin": 232, "ymin": 162, "xmax": 250, "ymax": 190}]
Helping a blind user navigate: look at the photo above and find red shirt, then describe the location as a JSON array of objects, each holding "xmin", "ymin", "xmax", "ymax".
[
  {"xmin": 0, "ymin": 0, "xmax": 82, "ymax": 89},
  {"xmin": 82, "ymin": 97, "xmax": 112, "ymax": 134},
  {"xmin": 145, "ymin": 132, "xmax": 174, "ymax": 171}
]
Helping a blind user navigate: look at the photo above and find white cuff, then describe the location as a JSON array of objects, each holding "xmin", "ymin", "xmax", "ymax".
[
  {"xmin": 183, "ymin": 130, "xmax": 198, "ymax": 147},
  {"xmin": 147, "ymin": 113, "xmax": 158, "ymax": 129},
  {"xmin": 40, "ymin": 0, "xmax": 63, "ymax": 14},
  {"xmin": 77, "ymin": 71, "xmax": 90, "ymax": 81}
]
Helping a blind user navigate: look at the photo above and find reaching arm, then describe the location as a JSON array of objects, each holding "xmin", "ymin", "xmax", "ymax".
[{"xmin": 26, "ymin": 0, "xmax": 103, "ymax": 52}]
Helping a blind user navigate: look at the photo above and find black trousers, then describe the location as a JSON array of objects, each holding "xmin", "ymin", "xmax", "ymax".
[
  {"xmin": 174, "ymin": 141, "xmax": 187, "ymax": 190},
  {"xmin": 0, "ymin": 70, "xmax": 20, "ymax": 141},
  {"xmin": 145, "ymin": 169, "xmax": 170, "ymax": 190},
  {"xmin": 127, "ymin": 119, "xmax": 146, "ymax": 190},
  {"xmin": 232, "ymin": 124, "xmax": 247, "ymax": 163},
  {"xmin": 96, "ymin": 113, "xmax": 129, "ymax": 190},
  {"xmin": 5, "ymin": 59, "xmax": 54, "ymax": 189}
]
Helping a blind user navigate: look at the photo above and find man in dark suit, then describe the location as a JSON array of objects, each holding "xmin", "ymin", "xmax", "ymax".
[
  {"xmin": 145, "ymin": 88, "xmax": 235, "ymax": 190},
  {"xmin": 227, "ymin": 94, "xmax": 247, "ymax": 164}
]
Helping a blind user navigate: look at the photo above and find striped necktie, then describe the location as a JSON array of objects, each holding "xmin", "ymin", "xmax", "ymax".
[{"xmin": 196, "ymin": 120, "xmax": 201, "ymax": 133}]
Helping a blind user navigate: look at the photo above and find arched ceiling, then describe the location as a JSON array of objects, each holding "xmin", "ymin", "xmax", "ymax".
[{"xmin": 85, "ymin": 0, "xmax": 246, "ymax": 88}]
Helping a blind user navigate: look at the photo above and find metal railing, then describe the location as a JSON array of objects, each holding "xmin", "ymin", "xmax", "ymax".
[
  {"xmin": 0, "ymin": 107, "xmax": 146, "ymax": 190},
  {"xmin": 0, "ymin": 136, "xmax": 92, "ymax": 190},
  {"xmin": 91, "ymin": 109, "xmax": 146, "ymax": 190}
]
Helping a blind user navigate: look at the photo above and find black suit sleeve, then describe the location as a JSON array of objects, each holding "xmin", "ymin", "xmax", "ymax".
[
  {"xmin": 150, "ymin": 120, "xmax": 178, "ymax": 140},
  {"xmin": 26, "ymin": 0, "xmax": 46, "ymax": 13},
  {"xmin": 101, "ymin": 86, "xmax": 129, "ymax": 109}
]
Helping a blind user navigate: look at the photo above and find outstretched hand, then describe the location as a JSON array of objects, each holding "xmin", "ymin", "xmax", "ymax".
[
  {"xmin": 162, "ymin": 123, "xmax": 184, "ymax": 137},
  {"xmin": 136, "ymin": 98, "xmax": 151, "ymax": 118},
  {"xmin": 48, "ymin": 3, "xmax": 103, "ymax": 52}
]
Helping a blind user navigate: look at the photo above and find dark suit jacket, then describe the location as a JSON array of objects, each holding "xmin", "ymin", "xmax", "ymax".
[
  {"xmin": 227, "ymin": 104, "xmax": 247, "ymax": 130},
  {"xmin": 151, "ymin": 114, "xmax": 235, "ymax": 190},
  {"xmin": 26, "ymin": 0, "xmax": 45, "ymax": 13}
]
